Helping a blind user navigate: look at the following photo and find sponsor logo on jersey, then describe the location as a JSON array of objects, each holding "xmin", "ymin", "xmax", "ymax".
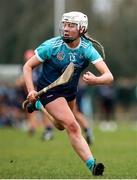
[
  {"xmin": 57, "ymin": 52, "xmax": 64, "ymax": 61},
  {"xmin": 47, "ymin": 94, "xmax": 53, "ymax": 98}
]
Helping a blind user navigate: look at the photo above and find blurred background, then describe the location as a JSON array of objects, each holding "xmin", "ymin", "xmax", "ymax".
[{"xmin": 0, "ymin": 0, "xmax": 137, "ymax": 130}]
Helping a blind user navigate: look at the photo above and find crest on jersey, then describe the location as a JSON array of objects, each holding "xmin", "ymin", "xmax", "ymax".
[{"xmin": 57, "ymin": 52, "xmax": 65, "ymax": 61}]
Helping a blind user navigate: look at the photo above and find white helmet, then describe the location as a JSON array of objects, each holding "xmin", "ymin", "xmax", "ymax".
[{"xmin": 61, "ymin": 11, "xmax": 88, "ymax": 32}]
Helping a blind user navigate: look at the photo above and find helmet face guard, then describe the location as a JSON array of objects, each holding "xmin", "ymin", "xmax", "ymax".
[{"xmin": 60, "ymin": 11, "xmax": 88, "ymax": 43}]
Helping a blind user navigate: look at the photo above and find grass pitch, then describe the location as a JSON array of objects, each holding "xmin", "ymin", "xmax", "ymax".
[{"xmin": 0, "ymin": 121, "xmax": 137, "ymax": 179}]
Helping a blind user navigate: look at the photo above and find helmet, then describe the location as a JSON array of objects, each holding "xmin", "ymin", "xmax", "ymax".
[
  {"xmin": 61, "ymin": 11, "xmax": 88, "ymax": 32},
  {"xmin": 60, "ymin": 11, "xmax": 88, "ymax": 43}
]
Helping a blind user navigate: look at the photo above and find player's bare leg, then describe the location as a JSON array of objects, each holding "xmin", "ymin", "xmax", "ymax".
[
  {"xmin": 45, "ymin": 97, "xmax": 104, "ymax": 175},
  {"xmin": 40, "ymin": 105, "xmax": 64, "ymax": 130},
  {"xmin": 45, "ymin": 97, "xmax": 93, "ymax": 161}
]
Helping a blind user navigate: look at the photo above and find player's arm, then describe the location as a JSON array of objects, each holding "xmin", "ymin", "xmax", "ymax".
[
  {"xmin": 23, "ymin": 55, "xmax": 42, "ymax": 101},
  {"xmin": 83, "ymin": 60, "xmax": 114, "ymax": 85}
]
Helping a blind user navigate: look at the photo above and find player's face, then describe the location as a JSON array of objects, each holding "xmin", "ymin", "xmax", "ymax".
[{"xmin": 62, "ymin": 22, "xmax": 79, "ymax": 40}]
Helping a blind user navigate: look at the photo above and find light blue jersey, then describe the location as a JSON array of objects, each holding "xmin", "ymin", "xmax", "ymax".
[{"xmin": 35, "ymin": 36, "xmax": 102, "ymax": 91}]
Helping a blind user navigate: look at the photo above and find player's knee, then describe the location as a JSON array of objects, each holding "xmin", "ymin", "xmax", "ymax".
[{"xmin": 66, "ymin": 120, "xmax": 81, "ymax": 134}]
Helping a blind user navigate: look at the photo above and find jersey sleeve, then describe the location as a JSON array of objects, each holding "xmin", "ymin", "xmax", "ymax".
[
  {"xmin": 85, "ymin": 44, "xmax": 103, "ymax": 64},
  {"xmin": 34, "ymin": 40, "xmax": 52, "ymax": 62}
]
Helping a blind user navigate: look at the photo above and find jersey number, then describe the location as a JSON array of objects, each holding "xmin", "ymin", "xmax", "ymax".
[{"xmin": 69, "ymin": 52, "xmax": 76, "ymax": 62}]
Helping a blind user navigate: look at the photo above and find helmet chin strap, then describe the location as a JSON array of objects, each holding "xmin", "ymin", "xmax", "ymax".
[
  {"xmin": 61, "ymin": 28, "xmax": 85, "ymax": 43},
  {"xmin": 62, "ymin": 36, "xmax": 77, "ymax": 43}
]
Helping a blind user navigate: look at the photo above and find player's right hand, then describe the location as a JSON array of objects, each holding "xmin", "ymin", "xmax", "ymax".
[{"xmin": 27, "ymin": 90, "xmax": 38, "ymax": 102}]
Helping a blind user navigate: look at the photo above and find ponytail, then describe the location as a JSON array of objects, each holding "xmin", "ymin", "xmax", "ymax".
[{"xmin": 82, "ymin": 34, "xmax": 105, "ymax": 60}]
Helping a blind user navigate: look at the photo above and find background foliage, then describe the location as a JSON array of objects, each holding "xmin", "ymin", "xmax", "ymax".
[{"xmin": 0, "ymin": 0, "xmax": 137, "ymax": 79}]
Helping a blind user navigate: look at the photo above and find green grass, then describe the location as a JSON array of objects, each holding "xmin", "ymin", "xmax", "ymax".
[{"xmin": 0, "ymin": 121, "xmax": 137, "ymax": 179}]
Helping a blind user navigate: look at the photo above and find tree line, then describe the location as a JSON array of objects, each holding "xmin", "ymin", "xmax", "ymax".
[{"xmin": 0, "ymin": 0, "xmax": 137, "ymax": 80}]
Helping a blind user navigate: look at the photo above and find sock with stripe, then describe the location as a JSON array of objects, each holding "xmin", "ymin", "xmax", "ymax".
[{"xmin": 86, "ymin": 158, "xmax": 95, "ymax": 171}]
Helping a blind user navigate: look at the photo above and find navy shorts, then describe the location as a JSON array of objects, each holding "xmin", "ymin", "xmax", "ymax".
[{"xmin": 37, "ymin": 85, "xmax": 77, "ymax": 106}]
